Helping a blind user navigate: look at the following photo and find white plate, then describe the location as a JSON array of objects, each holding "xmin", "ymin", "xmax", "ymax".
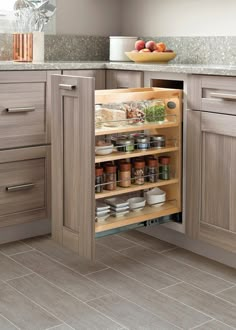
[
  {"xmin": 96, "ymin": 214, "xmax": 110, "ymax": 222},
  {"xmin": 111, "ymin": 210, "xmax": 129, "ymax": 217},
  {"xmin": 105, "ymin": 197, "xmax": 129, "ymax": 208}
]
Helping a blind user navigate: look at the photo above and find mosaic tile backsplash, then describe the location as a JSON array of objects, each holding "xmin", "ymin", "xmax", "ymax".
[{"xmin": 1, "ymin": 34, "xmax": 236, "ymax": 65}]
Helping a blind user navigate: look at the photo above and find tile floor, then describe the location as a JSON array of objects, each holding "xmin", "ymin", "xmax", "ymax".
[{"xmin": 0, "ymin": 230, "xmax": 235, "ymax": 330}]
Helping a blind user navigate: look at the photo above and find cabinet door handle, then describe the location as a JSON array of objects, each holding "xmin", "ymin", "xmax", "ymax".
[
  {"xmin": 6, "ymin": 183, "xmax": 35, "ymax": 192},
  {"xmin": 6, "ymin": 107, "xmax": 35, "ymax": 113},
  {"xmin": 210, "ymin": 92, "xmax": 236, "ymax": 100},
  {"xmin": 59, "ymin": 84, "xmax": 76, "ymax": 91}
]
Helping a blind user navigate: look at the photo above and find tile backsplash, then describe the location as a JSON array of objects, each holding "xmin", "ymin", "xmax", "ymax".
[{"xmin": 1, "ymin": 34, "xmax": 236, "ymax": 65}]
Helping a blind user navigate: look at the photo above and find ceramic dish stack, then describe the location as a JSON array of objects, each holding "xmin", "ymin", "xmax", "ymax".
[
  {"xmin": 145, "ymin": 188, "xmax": 166, "ymax": 207},
  {"xmin": 127, "ymin": 197, "xmax": 146, "ymax": 212},
  {"xmin": 96, "ymin": 202, "xmax": 111, "ymax": 222},
  {"xmin": 105, "ymin": 198, "xmax": 130, "ymax": 217}
]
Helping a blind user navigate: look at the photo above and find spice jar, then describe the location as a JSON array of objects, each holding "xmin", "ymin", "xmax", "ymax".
[
  {"xmin": 134, "ymin": 160, "xmax": 145, "ymax": 185},
  {"xmin": 105, "ymin": 165, "xmax": 117, "ymax": 190},
  {"xmin": 95, "ymin": 167, "xmax": 104, "ymax": 193},
  {"xmin": 147, "ymin": 159, "xmax": 158, "ymax": 183},
  {"xmin": 150, "ymin": 135, "xmax": 166, "ymax": 149},
  {"xmin": 117, "ymin": 137, "xmax": 135, "ymax": 153},
  {"xmin": 119, "ymin": 162, "xmax": 131, "ymax": 188},
  {"xmin": 135, "ymin": 135, "xmax": 150, "ymax": 150},
  {"xmin": 159, "ymin": 156, "xmax": 171, "ymax": 180},
  {"xmin": 145, "ymin": 100, "xmax": 166, "ymax": 123}
]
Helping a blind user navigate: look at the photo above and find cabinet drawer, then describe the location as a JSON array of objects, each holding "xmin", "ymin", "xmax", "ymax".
[
  {"xmin": 106, "ymin": 70, "xmax": 144, "ymax": 89},
  {"xmin": 0, "ymin": 146, "xmax": 50, "ymax": 227},
  {"xmin": 63, "ymin": 70, "xmax": 105, "ymax": 90},
  {"xmin": 188, "ymin": 75, "xmax": 236, "ymax": 115}
]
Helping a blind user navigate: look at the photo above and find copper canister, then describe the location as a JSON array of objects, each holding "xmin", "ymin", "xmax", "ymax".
[{"xmin": 13, "ymin": 33, "xmax": 33, "ymax": 62}]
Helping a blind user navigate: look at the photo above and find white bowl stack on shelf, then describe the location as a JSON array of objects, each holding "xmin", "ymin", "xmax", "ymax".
[
  {"xmin": 127, "ymin": 197, "xmax": 146, "ymax": 212},
  {"xmin": 145, "ymin": 188, "xmax": 166, "ymax": 207},
  {"xmin": 96, "ymin": 202, "xmax": 111, "ymax": 222},
  {"xmin": 105, "ymin": 198, "xmax": 130, "ymax": 217}
]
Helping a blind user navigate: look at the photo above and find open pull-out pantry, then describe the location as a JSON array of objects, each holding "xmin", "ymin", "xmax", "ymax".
[{"xmin": 52, "ymin": 75, "xmax": 182, "ymax": 260}]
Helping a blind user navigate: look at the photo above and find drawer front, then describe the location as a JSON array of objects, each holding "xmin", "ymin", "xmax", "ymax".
[
  {"xmin": 188, "ymin": 75, "xmax": 236, "ymax": 114},
  {"xmin": 63, "ymin": 70, "xmax": 105, "ymax": 90},
  {"xmin": 0, "ymin": 82, "xmax": 46, "ymax": 149},
  {"xmin": 0, "ymin": 146, "xmax": 50, "ymax": 227},
  {"xmin": 106, "ymin": 70, "xmax": 144, "ymax": 89}
]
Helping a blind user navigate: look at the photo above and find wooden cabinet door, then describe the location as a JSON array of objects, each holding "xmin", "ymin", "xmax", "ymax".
[
  {"xmin": 186, "ymin": 110, "xmax": 236, "ymax": 252},
  {"xmin": 51, "ymin": 74, "xmax": 95, "ymax": 260},
  {"xmin": 106, "ymin": 70, "xmax": 144, "ymax": 89},
  {"xmin": 63, "ymin": 70, "xmax": 105, "ymax": 90}
]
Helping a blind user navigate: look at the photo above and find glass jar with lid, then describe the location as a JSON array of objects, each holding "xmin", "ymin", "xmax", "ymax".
[
  {"xmin": 150, "ymin": 135, "xmax": 166, "ymax": 149},
  {"xmin": 135, "ymin": 135, "xmax": 150, "ymax": 150},
  {"xmin": 95, "ymin": 167, "xmax": 104, "ymax": 193},
  {"xmin": 134, "ymin": 160, "xmax": 145, "ymax": 185},
  {"xmin": 147, "ymin": 159, "xmax": 158, "ymax": 183},
  {"xmin": 116, "ymin": 137, "xmax": 135, "ymax": 153},
  {"xmin": 159, "ymin": 156, "xmax": 171, "ymax": 180},
  {"xmin": 105, "ymin": 165, "xmax": 117, "ymax": 190},
  {"xmin": 145, "ymin": 100, "xmax": 166, "ymax": 123},
  {"xmin": 119, "ymin": 162, "xmax": 131, "ymax": 188}
]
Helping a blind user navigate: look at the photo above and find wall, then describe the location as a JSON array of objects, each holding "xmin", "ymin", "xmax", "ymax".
[
  {"xmin": 56, "ymin": 0, "xmax": 121, "ymax": 36},
  {"xmin": 121, "ymin": 0, "xmax": 236, "ymax": 37}
]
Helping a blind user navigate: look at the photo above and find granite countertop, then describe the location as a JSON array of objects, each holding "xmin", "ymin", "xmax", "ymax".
[{"xmin": 1, "ymin": 61, "xmax": 236, "ymax": 76}]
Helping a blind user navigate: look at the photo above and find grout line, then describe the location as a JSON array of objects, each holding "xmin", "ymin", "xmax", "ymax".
[
  {"xmin": 157, "ymin": 251, "xmax": 236, "ymax": 287},
  {"xmin": 0, "ymin": 313, "xmax": 21, "ymax": 330},
  {"xmin": 5, "ymin": 272, "xmax": 35, "ymax": 282},
  {"xmin": 45, "ymin": 323, "xmax": 75, "ymax": 330},
  {"xmin": 85, "ymin": 292, "xmax": 112, "ymax": 304},
  {"xmin": 190, "ymin": 319, "xmax": 216, "ymax": 329},
  {"xmin": 85, "ymin": 267, "xmax": 110, "ymax": 276},
  {"xmin": 215, "ymin": 285, "xmax": 236, "ymax": 295},
  {"xmin": 160, "ymin": 246, "xmax": 178, "ymax": 254},
  {"xmin": 4, "ymin": 248, "xmax": 35, "ymax": 257}
]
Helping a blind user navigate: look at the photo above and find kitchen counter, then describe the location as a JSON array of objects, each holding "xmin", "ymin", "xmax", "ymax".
[{"xmin": 1, "ymin": 61, "xmax": 236, "ymax": 76}]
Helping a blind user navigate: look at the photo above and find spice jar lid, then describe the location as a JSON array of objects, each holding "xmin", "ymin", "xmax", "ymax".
[
  {"xmin": 148, "ymin": 159, "xmax": 158, "ymax": 167},
  {"xmin": 159, "ymin": 156, "xmax": 171, "ymax": 165},
  {"xmin": 120, "ymin": 162, "xmax": 131, "ymax": 171},
  {"xmin": 150, "ymin": 135, "xmax": 165, "ymax": 141},
  {"xmin": 95, "ymin": 167, "xmax": 103, "ymax": 176},
  {"xmin": 136, "ymin": 136, "xmax": 150, "ymax": 143},
  {"xmin": 134, "ymin": 160, "xmax": 145, "ymax": 169},
  {"xmin": 105, "ymin": 165, "xmax": 117, "ymax": 173}
]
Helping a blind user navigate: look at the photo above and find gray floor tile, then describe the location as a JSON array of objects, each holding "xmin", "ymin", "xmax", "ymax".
[
  {"xmin": 118, "ymin": 230, "xmax": 175, "ymax": 251},
  {"xmin": 8, "ymin": 273, "xmax": 121, "ymax": 330},
  {"xmin": 121, "ymin": 246, "xmax": 233, "ymax": 294},
  {"xmin": 95, "ymin": 242, "xmax": 118, "ymax": 260},
  {"xmin": 87, "ymin": 268, "xmax": 211, "ymax": 329},
  {"xmin": 0, "ymin": 282, "xmax": 60, "ymax": 330},
  {"xmin": 48, "ymin": 325, "xmax": 75, "ymax": 330},
  {"xmin": 97, "ymin": 235, "xmax": 138, "ymax": 251},
  {"xmin": 99, "ymin": 251, "xmax": 179, "ymax": 290},
  {"xmin": 23, "ymin": 236, "xmax": 107, "ymax": 275},
  {"xmin": 217, "ymin": 286, "xmax": 236, "ymax": 305},
  {"xmin": 194, "ymin": 320, "xmax": 234, "ymax": 329},
  {"xmin": 88, "ymin": 293, "xmax": 179, "ymax": 330},
  {"xmin": 0, "ymin": 315, "xmax": 18, "ymax": 330},
  {"xmin": 12, "ymin": 251, "xmax": 110, "ymax": 302},
  {"xmin": 163, "ymin": 248, "xmax": 236, "ymax": 284},
  {"xmin": 161, "ymin": 282, "xmax": 236, "ymax": 328},
  {"xmin": 0, "ymin": 241, "xmax": 33, "ymax": 256},
  {"xmin": 0, "ymin": 253, "xmax": 32, "ymax": 281}
]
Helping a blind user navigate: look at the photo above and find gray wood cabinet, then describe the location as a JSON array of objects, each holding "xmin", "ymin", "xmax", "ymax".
[
  {"xmin": 187, "ymin": 75, "xmax": 236, "ymax": 253},
  {"xmin": 63, "ymin": 70, "xmax": 105, "ymax": 90},
  {"xmin": 106, "ymin": 70, "xmax": 144, "ymax": 89}
]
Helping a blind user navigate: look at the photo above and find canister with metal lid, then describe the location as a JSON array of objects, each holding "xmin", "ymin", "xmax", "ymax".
[
  {"xmin": 150, "ymin": 135, "xmax": 166, "ymax": 149},
  {"xmin": 116, "ymin": 137, "xmax": 135, "ymax": 153}
]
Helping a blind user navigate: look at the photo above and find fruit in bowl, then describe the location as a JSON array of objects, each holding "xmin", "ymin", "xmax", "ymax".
[
  {"xmin": 145, "ymin": 40, "xmax": 157, "ymax": 51},
  {"xmin": 131, "ymin": 40, "xmax": 173, "ymax": 54},
  {"xmin": 135, "ymin": 40, "xmax": 145, "ymax": 51}
]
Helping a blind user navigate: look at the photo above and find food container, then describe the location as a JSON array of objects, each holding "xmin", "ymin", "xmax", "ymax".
[
  {"xmin": 135, "ymin": 135, "xmax": 150, "ymax": 150},
  {"xmin": 145, "ymin": 100, "xmax": 166, "ymax": 123},
  {"xmin": 109, "ymin": 36, "xmax": 138, "ymax": 62},
  {"xmin": 150, "ymin": 135, "xmax": 166, "ymax": 149},
  {"xmin": 116, "ymin": 137, "xmax": 135, "ymax": 153}
]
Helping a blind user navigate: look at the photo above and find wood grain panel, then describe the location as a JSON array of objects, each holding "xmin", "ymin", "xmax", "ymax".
[
  {"xmin": 63, "ymin": 70, "xmax": 105, "ymax": 90},
  {"xmin": 106, "ymin": 70, "xmax": 144, "ymax": 89}
]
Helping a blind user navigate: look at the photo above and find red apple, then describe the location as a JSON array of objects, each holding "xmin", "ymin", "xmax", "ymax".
[
  {"xmin": 139, "ymin": 48, "xmax": 151, "ymax": 53},
  {"xmin": 145, "ymin": 40, "xmax": 157, "ymax": 51},
  {"xmin": 135, "ymin": 40, "xmax": 145, "ymax": 51}
]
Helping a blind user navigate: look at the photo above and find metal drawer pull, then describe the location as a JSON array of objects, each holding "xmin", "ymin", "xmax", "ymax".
[
  {"xmin": 59, "ymin": 84, "xmax": 76, "ymax": 91},
  {"xmin": 6, "ymin": 107, "xmax": 35, "ymax": 113},
  {"xmin": 210, "ymin": 92, "xmax": 236, "ymax": 100},
  {"xmin": 6, "ymin": 183, "xmax": 35, "ymax": 192}
]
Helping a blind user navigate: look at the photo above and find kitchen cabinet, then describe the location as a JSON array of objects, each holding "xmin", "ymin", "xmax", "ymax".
[
  {"xmin": 63, "ymin": 70, "xmax": 105, "ymax": 90},
  {"xmin": 106, "ymin": 70, "xmax": 144, "ymax": 89},
  {"xmin": 186, "ymin": 75, "xmax": 236, "ymax": 253},
  {"xmin": 51, "ymin": 75, "xmax": 182, "ymax": 260},
  {"xmin": 0, "ymin": 71, "xmax": 57, "ymax": 239}
]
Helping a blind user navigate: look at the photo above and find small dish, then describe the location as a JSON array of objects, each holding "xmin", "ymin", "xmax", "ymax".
[
  {"xmin": 96, "ymin": 210, "xmax": 110, "ymax": 217},
  {"xmin": 105, "ymin": 197, "xmax": 129, "ymax": 208},
  {"xmin": 127, "ymin": 197, "xmax": 146, "ymax": 212},
  {"xmin": 111, "ymin": 210, "xmax": 129, "ymax": 218},
  {"xmin": 96, "ymin": 214, "xmax": 110, "ymax": 222},
  {"xmin": 110, "ymin": 206, "xmax": 130, "ymax": 212},
  {"xmin": 146, "ymin": 188, "xmax": 166, "ymax": 206},
  {"xmin": 96, "ymin": 202, "xmax": 110, "ymax": 212},
  {"xmin": 95, "ymin": 144, "xmax": 113, "ymax": 156}
]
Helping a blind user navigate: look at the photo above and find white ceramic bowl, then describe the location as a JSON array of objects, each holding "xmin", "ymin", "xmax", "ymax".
[
  {"xmin": 95, "ymin": 144, "xmax": 113, "ymax": 155},
  {"xmin": 128, "ymin": 197, "xmax": 146, "ymax": 212},
  {"xmin": 146, "ymin": 188, "xmax": 166, "ymax": 206}
]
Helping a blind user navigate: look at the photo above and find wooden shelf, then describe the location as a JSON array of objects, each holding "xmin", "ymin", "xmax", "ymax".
[
  {"xmin": 95, "ymin": 121, "xmax": 178, "ymax": 136},
  {"xmin": 95, "ymin": 146, "xmax": 179, "ymax": 163},
  {"xmin": 95, "ymin": 200, "xmax": 180, "ymax": 233},
  {"xmin": 95, "ymin": 178, "xmax": 179, "ymax": 200}
]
